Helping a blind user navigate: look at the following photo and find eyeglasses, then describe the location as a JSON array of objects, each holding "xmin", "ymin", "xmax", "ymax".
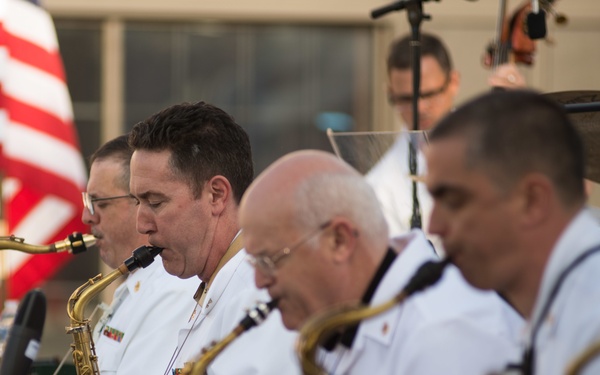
[
  {"xmin": 82, "ymin": 192, "xmax": 132, "ymax": 216},
  {"xmin": 247, "ymin": 221, "xmax": 332, "ymax": 278},
  {"xmin": 387, "ymin": 76, "xmax": 451, "ymax": 107}
]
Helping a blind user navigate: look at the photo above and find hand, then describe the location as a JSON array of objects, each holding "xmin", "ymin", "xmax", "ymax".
[{"xmin": 487, "ymin": 63, "xmax": 526, "ymax": 89}]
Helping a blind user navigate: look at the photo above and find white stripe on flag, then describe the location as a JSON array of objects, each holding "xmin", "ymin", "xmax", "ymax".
[
  {"xmin": 0, "ymin": 195, "xmax": 75, "ymax": 278},
  {"xmin": 5, "ymin": 122, "xmax": 87, "ymax": 188},
  {"xmin": 4, "ymin": 0, "xmax": 57, "ymax": 53},
  {"xmin": 3, "ymin": 58, "xmax": 73, "ymax": 123},
  {"xmin": 1, "ymin": 177, "xmax": 21, "ymax": 202}
]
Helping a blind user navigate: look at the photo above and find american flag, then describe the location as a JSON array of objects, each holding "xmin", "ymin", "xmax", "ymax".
[{"xmin": 0, "ymin": 0, "xmax": 87, "ymax": 299}]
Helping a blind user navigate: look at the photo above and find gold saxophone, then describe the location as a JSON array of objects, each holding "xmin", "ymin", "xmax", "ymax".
[
  {"xmin": 565, "ymin": 341, "xmax": 600, "ymax": 375},
  {"xmin": 0, "ymin": 232, "xmax": 95, "ymax": 254},
  {"xmin": 65, "ymin": 245, "xmax": 163, "ymax": 375},
  {"xmin": 182, "ymin": 300, "xmax": 278, "ymax": 375},
  {"xmin": 296, "ymin": 258, "xmax": 451, "ymax": 375}
]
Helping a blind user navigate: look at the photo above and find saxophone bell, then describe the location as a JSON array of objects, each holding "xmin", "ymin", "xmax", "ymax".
[{"xmin": 183, "ymin": 300, "xmax": 279, "ymax": 375}]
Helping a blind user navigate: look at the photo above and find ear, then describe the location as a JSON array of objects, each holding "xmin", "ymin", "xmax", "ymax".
[
  {"xmin": 447, "ymin": 70, "xmax": 461, "ymax": 98},
  {"xmin": 205, "ymin": 175, "xmax": 233, "ymax": 215},
  {"xmin": 584, "ymin": 179, "xmax": 595, "ymax": 198},
  {"xmin": 327, "ymin": 218, "xmax": 360, "ymax": 264},
  {"xmin": 517, "ymin": 173, "xmax": 554, "ymax": 229}
]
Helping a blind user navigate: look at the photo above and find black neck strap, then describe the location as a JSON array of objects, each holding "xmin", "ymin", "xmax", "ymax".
[{"xmin": 521, "ymin": 244, "xmax": 600, "ymax": 375}]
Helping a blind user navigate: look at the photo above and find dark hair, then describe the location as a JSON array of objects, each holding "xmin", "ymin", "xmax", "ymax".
[
  {"xmin": 128, "ymin": 101, "xmax": 254, "ymax": 203},
  {"xmin": 387, "ymin": 33, "xmax": 453, "ymax": 76},
  {"xmin": 429, "ymin": 90, "xmax": 586, "ymax": 207},
  {"xmin": 90, "ymin": 134, "xmax": 132, "ymax": 191}
]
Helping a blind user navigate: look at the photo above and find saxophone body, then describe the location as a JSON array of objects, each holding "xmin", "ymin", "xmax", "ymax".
[
  {"xmin": 566, "ymin": 341, "xmax": 600, "ymax": 375},
  {"xmin": 297, "ymin": 259, "xmax": 450, "ymax": 375},
  {"xmin": 183, "ymin": 300, "xmax": 278, "ymax": 375},
  {"xmin": 66, "ymin": 245, "xmax": 163, "ymax": 375}
]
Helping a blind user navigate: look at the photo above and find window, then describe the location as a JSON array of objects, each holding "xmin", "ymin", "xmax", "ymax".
[{"xmin": 125, "ymin": 22, "xmax": 373, "ymax": 172}]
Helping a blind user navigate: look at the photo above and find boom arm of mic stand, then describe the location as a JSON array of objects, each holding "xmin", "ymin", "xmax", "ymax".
[
  {"xmin": 371, "ymin": 0, "xmax": 439, "ymax": 19},
  {"xmin": 564, "ymin": 102, "xmax": 600, "ymax": 114}
]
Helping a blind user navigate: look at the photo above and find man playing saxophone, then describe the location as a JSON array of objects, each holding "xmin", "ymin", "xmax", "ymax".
[
  {"xmin": 424, "ymin": 90, "xmax": 600, "ymax": 375},
  {"xmin": 239, "ymin": 149, "xmax": 523, "ymax": 374},
  {"xmin": 82, "ymin": 134, "xmax": 198, "ymax": 374},
  {"xmin": 128, "ymin": 102, "xmax": 300, "ymax": 374}
]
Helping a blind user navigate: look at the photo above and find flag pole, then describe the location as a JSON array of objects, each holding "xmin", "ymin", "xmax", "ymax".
[{"xmin": 0, "ymin": 177, "xmax": 8, "ymax": 310}]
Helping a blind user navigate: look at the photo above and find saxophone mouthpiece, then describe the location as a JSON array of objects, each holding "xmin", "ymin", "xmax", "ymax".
[
  {"xmin": 51, "ymin": 232, "xmax": 97, "ymax": 254},
  {"xmin": 239, "ymin": 300, "xmax": 278, "ymax": 331},
  {"xmin": 124, "ymin": 246, "xmax": 164, "ymax": 272},
  {"xmin": 403, "ymin": 257, "xmax": 451, "ymax": 296}
]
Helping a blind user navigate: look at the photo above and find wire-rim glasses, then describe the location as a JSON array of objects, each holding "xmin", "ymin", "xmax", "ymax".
[
  {"xmin": 82, "ymin": 192, "xmax": 131, "ymax": 216},
  {"xmin": 247, "ymin": 220, "xmax": 332, "ymax": 277}
]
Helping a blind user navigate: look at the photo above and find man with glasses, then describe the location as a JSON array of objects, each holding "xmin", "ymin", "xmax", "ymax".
[
  {"xmin": 128, "ymin": 102, "xmax": 299, "ymax": 374},
  {"xmin": 239, "ymin": 149, "xmax": 522, "ymax": 374},
  {"xmin": 82, "ymin": 134, "xmax": 198, "ymax": 374},
  {"xmin": 366, "ymin": 33, "xmax": 524, "ymax": 241}
]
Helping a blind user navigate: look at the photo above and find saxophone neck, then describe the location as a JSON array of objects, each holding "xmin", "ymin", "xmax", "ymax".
[
  {"xmin": 65, "ymin": 245, "xmax": 163, "ymax": 375},
  {"xmin": 0, "ymin": 232, "xmax": 95, "ymax": 254},
  {"xmin": 68, "ymin": 268, "xmax": 128, "ymax": 324},
  {"xmin": 52, "ymin": 233, "xmax": 97, "ymax": 254},
  {"xmin": 184, "ymin": 300, "xmax": 279, "ymax": 375},
  {"xmin": 67, "ymin": 245, "xmax": 163, "ymax": 323}
]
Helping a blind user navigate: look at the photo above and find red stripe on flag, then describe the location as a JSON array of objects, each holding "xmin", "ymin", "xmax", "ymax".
[
  {"xmin": 4, "ymin": 187, "xmax": 43, "ymax": 229},
  {"xmin": 0, "ymin": 93, "xmax": 78, "ymax": 145},
  {"xmin": 0, "ymin": 26, "xmax": 65, "ymax": 80},
  {"xmin": 8, "ymin": 252, "xmax": 72, "ymax": 298},
  {"xmin": 4, "ymin": 159, "xmax": 83, "ymax": 204},
  {"xmin": 0, "ymin": 0, "xmax": 88, "ymax": 299},
  {"xmin": 7, "ymin": 215, "xmax": 86, "ymax": 298}
]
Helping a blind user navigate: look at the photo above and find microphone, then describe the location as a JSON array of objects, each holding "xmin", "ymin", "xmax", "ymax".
[
  {"xmin": 527, "ymin": 0, "xmax": 547, "ymax": 39},
  {"xmin": 0, "ymin": 289, "xmax": 47, "ymax": 375}
]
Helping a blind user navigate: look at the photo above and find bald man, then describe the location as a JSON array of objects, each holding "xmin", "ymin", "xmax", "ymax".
[{"xmin": 239, "ymin": 150, "xmax": 522, "ymax": 375}]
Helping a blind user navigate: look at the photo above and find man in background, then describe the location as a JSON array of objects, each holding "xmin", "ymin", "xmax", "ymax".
[
  {"xmin": 128, "ymin": 102, "xmax": 299, "ymax": 374},
  {"xmin": 82, "ymin": 134, "xmax": 198, "ymax": 374},
  {"xmin": 366, "ymin": 33, "xmax": 524, "ymax": 241}
]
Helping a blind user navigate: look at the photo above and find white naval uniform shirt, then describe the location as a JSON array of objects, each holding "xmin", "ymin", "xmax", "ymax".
[
  {"xmin": 365, "ymin": 131, "xmax": 432, "ymax": 238},
  {"xmin": 319, "ymin": 230, "xmax": 523, "ymax": 375},
  {"xmin": 93, "ymin": 258, "xmax": 198, "ymax": 375},
  {"xmin": 365, "ymin": 132, "xmax": 440, "ymax": 250},
  {"xmin": 168, "ymin": 248, "xmax": 300, "ymax": 375},
  {"xmin": 525, "ymin": 208, "xmax": 600, "ymax": 375}
]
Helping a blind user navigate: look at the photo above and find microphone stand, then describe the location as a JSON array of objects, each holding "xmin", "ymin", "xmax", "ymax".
[{"xmin": 371, "ymin": 0, "xmax": 439, "ymax": 229}]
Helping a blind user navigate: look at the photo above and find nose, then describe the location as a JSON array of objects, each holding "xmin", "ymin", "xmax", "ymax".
[
  {"xmin": 428, "ymin": 204, "xmax": 449, "ymax": 242},
  {"xmin": 136, "ymin": 205, "xmax": 156, "ymax": 235},
  {"xmin": 254, "ymin": 267, "xmax": 274, "ymax": 290},
  {"xmin": 417, "ymin": 97, "xmax": 432, "ymax": 115},
  {"xmin": 81, "ymin": 206, "xmax": 97, "ymax": 225}
]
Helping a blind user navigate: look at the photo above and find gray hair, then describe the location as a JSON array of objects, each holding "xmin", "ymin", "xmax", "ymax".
[{"xmin": 292, "ymin": 172, "xmax": 388, "ymax": 243}]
